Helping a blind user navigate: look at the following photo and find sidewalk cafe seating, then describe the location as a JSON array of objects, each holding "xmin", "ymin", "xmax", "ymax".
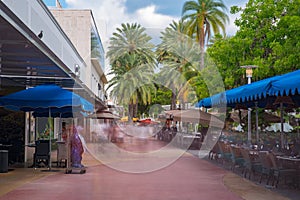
[
  {"xmin": 217, "ymin": 141, "xmax": 232, "ymax": 165},
  {"xmin": 33, "ymin": 140, "xmax": 50, "ymax": 168},
  {"xmin": 269, "ymin": 152, "xmax": 297, "ymax": 188},
  {"xmin": 57, "ymin": 141, "xmax": 67, "ymax": 167},
  {"xmin": 229, "ymin": 145, "xmax": 245, "ymax": 172},
  {"xmin": 240, "ymin": 148, "xmax": 262, "ymax": 180},
  {"xmin": 258, "ymin": 151, "xmax": 273, "ymax": 185},
  {"xmin": 209, "ymin": 142, "xmax": 220, "ymax": 160}
]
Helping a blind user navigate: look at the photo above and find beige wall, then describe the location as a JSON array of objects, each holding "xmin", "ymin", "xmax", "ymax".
[{"xmin": 51, "ymin": 9, "xmax": 92, "ymax": 89}]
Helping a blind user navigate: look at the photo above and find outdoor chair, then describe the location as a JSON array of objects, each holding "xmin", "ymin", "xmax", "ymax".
[
  {"xmin": 217, "ymin": 141, "xmax": 232, "ymax": 166},
  {"xmin": 209, "ymin": 142, "xmax": 220, "ymax": 160},
  {"xmin": 268, "ymin": 152, "xmax": 297, "ymax": 188},
  {"xmin": 240, "ymin": 148, "xmax": 262, "ymax": 180},
  {"xmin": 57, "ymin": 142, "xmax": 67, "ymax": 167},
  {"xmin": 33, "ymin": 140, "xmax": 50, "ymax": 168},
  {"xmin": 258, "ymin": 151, "xmax": 273, "ymax": 185},
  {"xmin": 229, "ymin": 145, "xmax": 245, "ymax": 172}
]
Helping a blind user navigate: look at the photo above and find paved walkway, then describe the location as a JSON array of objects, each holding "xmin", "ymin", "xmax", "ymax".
[{"xmin": 0, "ymin": 137, "xmax": 291, "ymax": 200}]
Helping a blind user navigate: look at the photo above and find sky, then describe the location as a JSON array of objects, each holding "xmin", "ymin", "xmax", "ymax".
[{"xmin": 43, "ymin": 0, "xmax": 248, "ymax": 50}]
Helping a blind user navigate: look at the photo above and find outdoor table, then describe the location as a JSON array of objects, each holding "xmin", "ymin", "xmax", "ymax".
[
  {"xmin": 276, "ymin": 156, "xmax": 300, "ymax": 172},
  {"xmin": 181, "ymin": 135, "xmax": 201, "ymax": 149}
]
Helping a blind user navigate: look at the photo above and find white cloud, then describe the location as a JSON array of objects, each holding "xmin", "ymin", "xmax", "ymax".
[
  {"xmin": 227, "ymin": 13, "xmax": 239, "ymax": 36},
  {"xmin": 135, "ymin": 5, "xmax": 178, "ymax": 29},
  {"xmin": 64, "ymin": 0, "xmax": 247, "ymax": 48},
  {"xmin": 63, "ymin": 0, "xmax": 246, "ymax": 75},
  {"xmin": 65, "ymin": 0, "xmax": 177, "ymax": 50},
  {"xmin": 133, "ymin": 5, "xmax": 179, "ymax": 45},
  {"xmin": 226, "ymin": 1, "xmax": 248, "ymax": 36}
]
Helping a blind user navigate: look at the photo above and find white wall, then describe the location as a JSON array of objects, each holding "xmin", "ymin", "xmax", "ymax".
[{"xmin": 2, "ymin": 0, "xmax": 86, "ymax": 76}]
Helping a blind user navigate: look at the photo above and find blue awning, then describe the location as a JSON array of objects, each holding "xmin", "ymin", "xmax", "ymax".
[
  {"xmin": 196, "ymin": 70, "xmax": 300, "ymax": 108},
  {"xmin": 268, "ymin": 70, "xmax": 300, "ymax": 96},
  {"xmin": 0, "ymin": 84, "xmax": 94, "ymax": 113}
]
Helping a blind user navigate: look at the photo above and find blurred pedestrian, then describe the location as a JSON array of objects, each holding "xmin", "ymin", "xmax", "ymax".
[{"xmin": 70, "ymin": 125, "xmax": 84, "ymax": 168}]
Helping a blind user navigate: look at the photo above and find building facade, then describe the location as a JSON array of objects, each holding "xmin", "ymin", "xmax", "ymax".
[
  {"xmin": 50, "ymin": 8, "xmax": 107, "ymax": 102},
  {"xmin": 0, "ymin": 0, "xmax": 107, "ymax": 165}
]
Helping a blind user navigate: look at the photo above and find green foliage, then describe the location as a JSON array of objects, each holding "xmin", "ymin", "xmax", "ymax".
[
  {"xmin": 106, "ymin": 23, "xmax": 157, "ymax": 119},
  {"xmin": 182, "ymin": 0, "xmax": 229, "ymax": 44},
  {"xmin": 106, "ymin": 0, "xmax": 300, "ymax": 112},
  {"xmin": 0, "ymin": 112, "xmax": 24, "ymax": 141},
  {"xmin": 207, "ymin": 0, "xmax": 300, "ymax": 91}
]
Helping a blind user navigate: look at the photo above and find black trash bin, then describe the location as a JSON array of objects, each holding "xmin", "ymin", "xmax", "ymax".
[{"xmin": 0, "ymin": 150, "xmax": 8, "ymax": 173}]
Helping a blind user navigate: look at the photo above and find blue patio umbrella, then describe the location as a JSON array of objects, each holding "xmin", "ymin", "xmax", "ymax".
[
  {"xmin": 196, "ymin": 70, "xmax": 300, "ymax": 109},
  {"xmin": 0, "ymin": 84, "xmax": 94, "ymax": 170},
  {"xmin": 32, "ymin": 106, "xmax": 88, "ymax": 118},
  {"xmin": 196, "ymin": 70, "xmax": 300, "ymax": 147},
  {"xmin": 0, "ymin": 84, "xmax": 94, "ymax": 112}
]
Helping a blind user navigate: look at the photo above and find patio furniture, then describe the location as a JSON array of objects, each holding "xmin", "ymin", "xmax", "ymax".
[
  {"xmin": 57, "ymin": 141, "xmax": 67, "ymax": 167},
  {"xmin": 270, "ymin": 153, "xmax": 298, "ymax": 187},
  {"xmin": 33, "ymin": 140, "xmax": 50, "ymax": 168},
  {"xmin": 240, "ymin": 148, "xmax": 262, "ymax": 180},
  {"xmin": 209, "ymin": 142, "xmax": 220, "ymax": 160},
  {"xmin": 217, "ymin": 141, "xmax": 232, "ymax": 165},
  {"xmin": 258, "ymin": 151, "xmax": 273, "ymax": 185},
  {"xmin": 229, "ymin": 145, "xmax": 245, "ymax": 172}
]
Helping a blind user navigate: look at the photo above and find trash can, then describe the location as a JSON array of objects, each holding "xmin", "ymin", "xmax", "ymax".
[{"xmin": 0, "ymin": 150, "xmax": 8, "ymax": 173}]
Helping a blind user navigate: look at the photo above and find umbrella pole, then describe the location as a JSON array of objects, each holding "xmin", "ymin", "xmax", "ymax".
[
  {"xmin": 255, "ymin": 102, "xmax": 259, "ymax": 144},
  {"xmin": 59, "ymin": 113, "xmax": 62, "ymax": 141},
  {"xmin": 49, "ymin": 108, "xmax": 52, "ymax": 170},
  {"xmin": 280, "ymin": 102, "xmax": 284, "ymax": 149},
  {"xmin": 247, "ymin": 108, "xmax": 252, "ymax": 146}
]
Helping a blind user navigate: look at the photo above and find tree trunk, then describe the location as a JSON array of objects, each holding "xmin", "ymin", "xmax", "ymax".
[
  {"xmin": 199, "ymin": 26, "xmax": 205, "ymax": 70},
  {"xmin": 128, "ymin": 103, "xmax": 133, "ymax": 123},
  {"xmin": 171, "ymin": 91, "xmax": 177, "ymax": 110},
  {"xmin": 133, "ymin": 103, "xmax": 138, "ymax": 118}
]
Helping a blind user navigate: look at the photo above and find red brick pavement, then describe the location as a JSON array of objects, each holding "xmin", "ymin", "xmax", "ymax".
[{"xmin": 0, "ymin": 137, "xmax": 243, "ymax": 200}]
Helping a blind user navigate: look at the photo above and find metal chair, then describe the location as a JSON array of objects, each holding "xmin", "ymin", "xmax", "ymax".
[
  {"xmin": 217, "ymin": 141, "xmax": 232, "ymax": 166},
  {"xmin": 268, "ymin": 152, "xmax": 297, "ymax": 188},
  {"xmin": 240, "ymin": 148, "xmax": 262, "ymax": 180},
  {"xmin": 258, "ymin": 151, "xmax": 273, "ymax": 185},
  {"xmin": 57, "ymin": 142, "xmax": 67, "ymax": 167},
  {"xmin": 33, "ymin": 140, "xmax": 50, "ymax": 168},
  {"xmin": 229, "ymin": 145, "xmax": 245, "ymax": 172}
]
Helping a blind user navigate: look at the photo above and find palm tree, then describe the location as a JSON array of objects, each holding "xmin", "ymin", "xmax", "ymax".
[
  {"xmin": 182, "ymin": 0, "xmax": 229, "ymax": 69},
  {"xmin": 156, "ymin": 20, "xmax": 200, "ymax": 109},
  {"xmin": 107, "ymin": 23, "xmax": 156, "ymax": 70},
  {"xmin": 106, "ymin": 23, "xmax": 156, "ymax": 121},
  {"xmin": 109, "ymin": 62, "xmax": 155, "ymax": 118}
]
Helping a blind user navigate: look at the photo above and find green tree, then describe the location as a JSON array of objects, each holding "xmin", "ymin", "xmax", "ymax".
[
  {"xmin": 156, "ymin": 20, "xmax": 200, "ymax": 109},
  {"xmin": 156, "ymin": 20, "xmax": 225, "ymax": 108},
  {"xmin": 207, "ymin": 0, "xmax": 300, "ymax": 91},
  {"xmin": 107, "ymin": 23, "xmax": 156, "ymax": 71},
  {"xmin": 233, "ymin": 0, "xmax": 300, "ymax": 74},
  {"xmin": 182, "ymin": 0, "xmax": 229, "ymax": 69},
  {"xmin": 106, "ymin": 23, "xmax": 156, "ymax": 121}
]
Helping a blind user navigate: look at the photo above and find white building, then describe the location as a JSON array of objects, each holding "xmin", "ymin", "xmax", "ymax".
[
  {"xmin": 0, "ymin": 0, "xmax": 107, "ymax": 165},
  {"xmin": 50, "ymin": 8, "xmax": 107, "ymax": 104}
]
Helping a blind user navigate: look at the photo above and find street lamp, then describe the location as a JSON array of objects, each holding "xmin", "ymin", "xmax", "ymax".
[{"xmin": 240, "ymin": 65, "xmax": 258, "ymax": 146}]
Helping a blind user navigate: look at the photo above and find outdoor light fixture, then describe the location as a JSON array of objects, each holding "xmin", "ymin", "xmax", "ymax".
[
  {"xmin": 240, "ymin": 65, "xmax": 258, "ymax": 83},
  {"xmin": 75, "ymin": 64, "xmax": 80, "ymax": 76},
  {"xmin": 240, "ymin": 65, "xmax": 258, "ymax": 146}
]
